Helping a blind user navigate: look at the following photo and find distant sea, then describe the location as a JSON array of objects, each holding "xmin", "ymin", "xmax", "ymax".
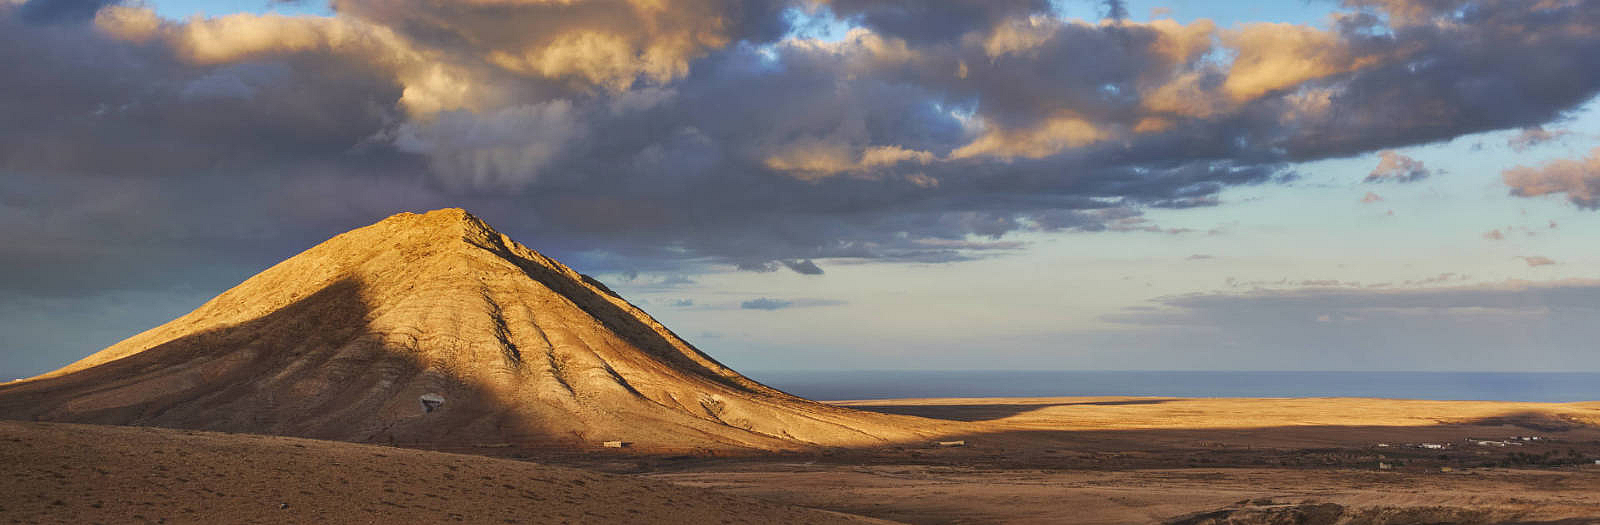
[{"xmin": 747, "ymin": 371, "xmax": 1600, "ymax": 403}]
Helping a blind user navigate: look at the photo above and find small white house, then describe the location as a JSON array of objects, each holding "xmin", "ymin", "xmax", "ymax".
[{"xmin": 419, "ymin": 393, "xmax": 446, "ymax": 414}]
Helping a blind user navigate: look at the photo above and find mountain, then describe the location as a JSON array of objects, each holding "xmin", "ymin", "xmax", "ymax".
[{"xmin": 0, "ymin": 209, "xmax": 928, "ymax": 451}]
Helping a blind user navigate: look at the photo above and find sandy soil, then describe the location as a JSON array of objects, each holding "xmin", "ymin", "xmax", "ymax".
[
  {"xmin": 832, "ymin": 396, "xmax": 1600, "ymax": 433},
  {"xmin": 0, "ymin": 421, "xmax": 889, "ymax": 525}
]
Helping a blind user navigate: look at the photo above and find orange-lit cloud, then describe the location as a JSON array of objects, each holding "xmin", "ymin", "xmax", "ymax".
[
  {"xmin": 1503, "ymin": 147, "xmax": 1600, "ymax": 209},
  {"xmin": 1367, "ymin": 151, "xmax": 1433, "ymax": 183},
  {"xmin": 1223, "ymin": 22, "xmax": 1386, "ymax": 103}
]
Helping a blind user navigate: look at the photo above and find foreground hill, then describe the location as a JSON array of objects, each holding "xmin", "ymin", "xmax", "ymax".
[
  {"xmin": 0, "ymin": 209, "xmax": 928, "ymax": 451},
  {"xmin": 0, "ymin": 420, "xmax": 888, "ymax": 524}
]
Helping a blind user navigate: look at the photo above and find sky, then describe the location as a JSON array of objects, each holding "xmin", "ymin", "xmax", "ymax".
[{"xmin": 3, "ymin": 0, "xmax": 1600, "ymax": 378}]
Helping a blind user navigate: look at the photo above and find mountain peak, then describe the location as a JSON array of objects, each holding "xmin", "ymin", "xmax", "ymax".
[
  {"xmin": 357, "ymin": 207, "xmax": 494, "ymax": 250},
  {"xmin": 0, "ymin": 210, "xmax": 928, "ymax": 451},
  {"xmin": 377, "ymin": 207, "xmax": 479, "ymax": 231}
]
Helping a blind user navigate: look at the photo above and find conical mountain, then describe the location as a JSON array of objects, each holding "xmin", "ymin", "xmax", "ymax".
[{"xmin": 0, "ymin": 209, "xmax": 929, "ymax": 450}]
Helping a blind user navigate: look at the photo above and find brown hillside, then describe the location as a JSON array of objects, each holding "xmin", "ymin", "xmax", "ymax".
[
  {"xmin": 0, "ymin": 420, "xmax": 892, "ymax": 524},
  {"xmin": 0, "ymin": 209, "xmax": 931, "ymax": 451}
]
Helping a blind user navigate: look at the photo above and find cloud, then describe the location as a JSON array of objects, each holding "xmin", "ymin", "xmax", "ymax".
[
  {"xmin": 1365, "ymin": 151, "xmax": 1432, "ymax": 183},
  {"xmin": 17, "ymin": 0, "xmax": 116, "ymax": 24},
  {"xmin": 1502, "ymin": 146, "xmax": 1600, "ymax": 209},
  {"xmin": 1220, "ymin": 21, "xmax": 1380, "ymax": 103},
  {"xmin": 780, "ymin": 259, "xmax": 825, "ymax": 275},
  {"xmin": 1093, "ymin": 278, "xmax": 1600, "ymax": 370},
  {"xmin": 740, "ymin": 297, "xmax": 793, "ymax": 310},
  {"xmin": 1266, "ymin": 1, "xmax": 1600, "ymax": 159},
  {"xmin": 738, "ymin": 297, "xmax": 847, "ymax": 310},
  {"xmin": 815, "ymin": 0, "xmax": 1052, "ymax": 45},
  {"xmin": 913, "ymin": 238, "xmax": 1026, "ymax": 250},
  {"xmin": 391, "ymin": 101, "xmax": 584, "ymax": 189},
  {"xmin": 1483, "ymin": 229, "xmax": 1504, "ymax": 240},
  {"xmin": 660, "ymin": 275, "xmax": 697, "ymax": 286},
  {"xmin": 1186, "ymin": 254, "xmax": 1214, "ymax": 260},
  {"xmin": 333, "ymin": 0, "xmax": 790, "ymax": 93},
  {"xmin": 1109, "ymin": 279, "xmax": 1600, "ymax": 323},
  {"xmin": 0, "ymin": 0, "xmax": 1599, "ymax": 301},
  {"xmin": 1517, "ymin": 255, "xmax": 1557, "ymax": 267},
  {"xmin": 736, "ymin": 261, "xmax": 780, "ymax": 273},
  {"xmin": 1361, "ymin": 192, "xmax": 1384, "ymax": 203},
  {"xmin": 1507, "ymin": 126, "xmax": 1572, "ymax": 152},
  {"xmin": 1103, "ymin": 0, "xmax": 1128, "ymax": 21},
  {"xmin": 1404, "ymin": 272, "xmax": 1468, "ymax": 286}
]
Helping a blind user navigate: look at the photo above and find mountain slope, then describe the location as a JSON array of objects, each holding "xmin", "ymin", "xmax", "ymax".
[{"xmin": 0, "ymin": 209, "xmax": 930, "ymax": 450}]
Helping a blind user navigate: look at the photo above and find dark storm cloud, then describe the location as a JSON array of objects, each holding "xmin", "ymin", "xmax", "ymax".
[
  {"xmin": 17, "ymin": 0, "xmax": 118, "ymax": 24},
  {"xmin": 0, "ymin": 4, "xmax": 434, "ymax": 298},
  {"xmin": 1268, "ymin": 0, "xmax": 1600, "ymax": 158},
  {"xmin": 736, "ymin": 261, "xmax": 782, "ymax": 273},
  {"xmin": 0, "ymin": 170, "xmax": 452, "ymax": 298},
  {"xmin": 780, "ymin": 259, "xmax": 825, "ymax": 275},
  {"xmin": 818, "ymin": 0, "xmax": 1052, "ymax": 44},
  {"xmin": 0, "ymin": 10, "xmax": 409, "ymax": 178},
  {"xmin": 2, "ymin": 0, "xmax": 1600, "ymax": 300}
]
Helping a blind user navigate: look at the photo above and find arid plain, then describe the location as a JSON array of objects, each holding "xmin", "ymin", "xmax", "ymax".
[{"xmin": 648, "ymin": 396, "xmax": 1600, "ymax": 524}]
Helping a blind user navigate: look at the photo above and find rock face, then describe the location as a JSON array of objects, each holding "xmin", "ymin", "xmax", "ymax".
[{"xmin": 0, "ymin": 209, "xmax": 925, "ymax": 450}]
